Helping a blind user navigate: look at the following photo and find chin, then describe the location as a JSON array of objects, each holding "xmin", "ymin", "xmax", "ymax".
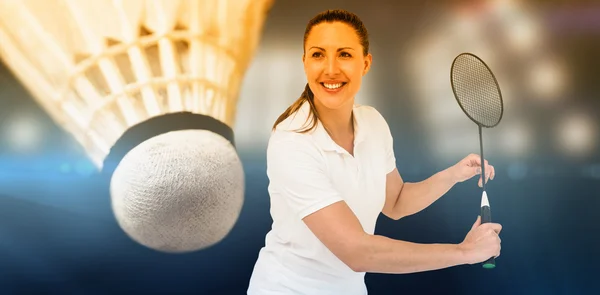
[{"xmin": 317, "ymin": 98, "xmax": 352, "ymax": 110}]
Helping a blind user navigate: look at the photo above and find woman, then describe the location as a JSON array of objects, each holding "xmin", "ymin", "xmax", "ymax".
[{"xmin": 247, "ymin": 9, "xmax": 502, "ymax": 295}]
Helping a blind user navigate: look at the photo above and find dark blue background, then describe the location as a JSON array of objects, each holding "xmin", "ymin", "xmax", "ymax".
[{"xmin": 1, "ymin": 0, "xmax": 599, "ymax": 294}]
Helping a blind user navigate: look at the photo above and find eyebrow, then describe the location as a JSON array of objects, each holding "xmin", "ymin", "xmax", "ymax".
[{"xmin": 309, "ymin": 46, "xmax": 355, "ymax": 52}]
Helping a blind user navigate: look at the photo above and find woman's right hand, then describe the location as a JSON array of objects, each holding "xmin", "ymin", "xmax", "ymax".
[{"xmin": 459, "ymin": 216, "xmax": 502, "ymax": 265}]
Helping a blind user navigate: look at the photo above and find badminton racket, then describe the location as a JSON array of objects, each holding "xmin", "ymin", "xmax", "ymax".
[{"xmin": 450, "ymin": 52, "xmax": 504, "ymax": 269}]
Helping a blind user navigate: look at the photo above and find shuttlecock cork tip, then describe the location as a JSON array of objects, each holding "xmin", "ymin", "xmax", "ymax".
[
  {"xmin": 109, "ymin": 127, "xmax": 245, "ymax": 253},
  {"xmin": 102, "ymin": 112, "xmax": 244, "ymax": 253}
]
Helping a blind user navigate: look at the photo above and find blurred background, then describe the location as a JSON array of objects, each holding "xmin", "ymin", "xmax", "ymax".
[{"xmin": 1, "ymin": 0, "xmax": 599, "ymax": 294}]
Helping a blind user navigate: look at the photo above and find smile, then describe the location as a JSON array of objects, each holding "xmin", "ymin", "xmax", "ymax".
[{"xmin": 320, "ymin": 82, "xmax": 347, "ymax": 90}]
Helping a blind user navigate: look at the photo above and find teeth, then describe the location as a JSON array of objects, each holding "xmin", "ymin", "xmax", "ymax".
[{"xmin": 323, "ymin": 83, "xmax": 343, "ymax": 89}]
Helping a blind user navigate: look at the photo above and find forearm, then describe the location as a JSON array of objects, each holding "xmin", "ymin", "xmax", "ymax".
[
  {"xmin": 354, "ymin": 234, "xmax": 467, "ymax": 274},
  {"xmin": 394, "ymin": 168, "xmax": 456, "ymax": 218}
]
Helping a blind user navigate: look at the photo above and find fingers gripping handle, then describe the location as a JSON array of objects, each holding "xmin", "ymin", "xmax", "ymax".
[{"xmin": 480, "ymin": 191, "xmax": 496, "ymax": 269}]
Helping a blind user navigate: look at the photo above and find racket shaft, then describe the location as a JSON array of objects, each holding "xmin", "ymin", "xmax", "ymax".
[{"xmin": 478, "ymin": 125, "xmax": 486, "ymax": 192}]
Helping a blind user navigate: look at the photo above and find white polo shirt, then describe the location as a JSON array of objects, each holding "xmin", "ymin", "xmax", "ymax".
[{"xmin": 247, "ymin": 100, "xmax": 397, "ymax": 295}]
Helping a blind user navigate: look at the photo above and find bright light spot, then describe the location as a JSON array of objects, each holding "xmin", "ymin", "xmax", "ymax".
[
  {"xmin": 505, "ymin": 16, "xmax": 541, "ymax": 54},
  {"xmin": 500, "ymin": 121, "xmax": 532, "ymax": 157},
  {"xmin": 74, "ymin": 160, "xmax": 96, "ymax": 177},
  {"xmin": 59, "ymin": 163, "xmax": 71, "ymax": 173},
  {"xmin": 529, "ymin": 58, "xmax": 566, "ymax": 101},
  {"xmin": 557, "ymin": 113, "xmax": 596, "ymax": 157},
  {"xmin": 487, "ymin": 0, "xmax": 541, "ymax": 54},
  {"xmin": 3, "ymin": 113, "xmax": 42, "ymax": 153}
]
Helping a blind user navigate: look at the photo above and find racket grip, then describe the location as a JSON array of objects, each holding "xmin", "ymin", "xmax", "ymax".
[{"xmin": 480, "ymin": 205, "xmax": 496, "ymax": 269}]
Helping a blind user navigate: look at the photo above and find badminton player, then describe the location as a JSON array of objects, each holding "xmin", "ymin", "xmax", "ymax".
[{"xmin": 247, "ymin": 9, "xmax": 502, "ymax": 295}]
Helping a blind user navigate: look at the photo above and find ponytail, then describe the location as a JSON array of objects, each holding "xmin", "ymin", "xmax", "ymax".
[{"xmin": 271, "ymin": 83, "xmax": 320, "ymax": 133}]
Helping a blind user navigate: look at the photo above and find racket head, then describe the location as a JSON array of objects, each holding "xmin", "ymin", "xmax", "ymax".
[{"xmin": 450, "ymin": 53, "xmax": 504, "ymax": 128}]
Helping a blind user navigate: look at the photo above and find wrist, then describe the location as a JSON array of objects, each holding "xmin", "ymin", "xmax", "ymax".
[
  {"xmin": 456, "ymin": 242, "xmax": 474, "ymax": 265},
  {"xmin": 441, "ymin": 167, "xmax": 459, "ymax": 185}
]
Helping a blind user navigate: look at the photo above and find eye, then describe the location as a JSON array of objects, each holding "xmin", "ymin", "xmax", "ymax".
[
  {"xmin": 312, "ymin": 52, "xmax": 323, "ymax": 58},
  {"xmin": 340, "ymin": 52, "xmax": 352, "ymax": 58}
]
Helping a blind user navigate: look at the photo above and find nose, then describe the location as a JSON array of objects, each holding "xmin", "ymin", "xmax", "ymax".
[{"xmin": 324, "ymin": 57, "xmax": 341, "ymax": 76}]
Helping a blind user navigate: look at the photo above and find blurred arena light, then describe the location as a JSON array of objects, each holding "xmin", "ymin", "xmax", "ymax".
[
  {"xmin": 499, "ymin": 120, "xmax": 533, "ymax": 158},
  {"xmin": 504, "ymin": 14, "xmax": 541, "ymax": 55},
  {"xmin": 402, "ymin": 0, "xmax": 572, "ymax": 162},
  {"xmin": 403, "ymin": 6, "xmax": 502, "ymax": 162},
  {"xmin": 528, "ymin": 57, "xmax": 567, "ymax": 101},
  {"xmin": 557, "ymin": 112, "xmax": 596, "ymax": 158},
  {"xmin": 490, "ymin": 0, "xmax": 543, "ymax": 55},
  {"xmin": 74, "ymin": 160, "xmax": 96, "ymax": 177},
  {"xmin": 2, "ymin": 112, "xmax": 42, "ymax": 154},
  {"xmin": 59, "ymin": 163, "xmax": 72, "ymax": 174}
]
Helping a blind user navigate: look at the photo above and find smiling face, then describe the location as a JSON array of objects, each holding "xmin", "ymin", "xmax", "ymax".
[{"xmin": 303, "ymin": 21, "xmax": 372, "ymax": 110}]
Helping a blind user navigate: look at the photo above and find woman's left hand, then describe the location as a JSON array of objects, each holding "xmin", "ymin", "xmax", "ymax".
[{"xmin": 449, "ymin": 154, "xmax": 495, "ymax": 187}]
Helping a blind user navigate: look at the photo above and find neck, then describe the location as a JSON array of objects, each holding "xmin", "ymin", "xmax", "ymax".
[{"xmin": 313, "ymin": 98, "xmax": 354, "ymax": 139}]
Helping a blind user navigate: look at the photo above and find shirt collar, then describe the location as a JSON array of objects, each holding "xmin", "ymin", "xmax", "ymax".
[{"xmin": 279, "ymin": 100, "xmax": 366, "ymax": 154}]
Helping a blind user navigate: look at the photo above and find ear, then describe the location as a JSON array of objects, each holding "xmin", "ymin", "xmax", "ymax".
[{"xmin": 363, "ymin": 53, "xmax": 373, "ymax": 76}]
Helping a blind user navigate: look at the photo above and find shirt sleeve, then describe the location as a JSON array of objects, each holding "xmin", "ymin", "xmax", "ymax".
[
  {"xmin": 266, "ymin": 135, "xmax": 344, "ymax": 220},
  {"xmin": 377, "ymin": 112, "xmax": 397, "ymax": 174}
]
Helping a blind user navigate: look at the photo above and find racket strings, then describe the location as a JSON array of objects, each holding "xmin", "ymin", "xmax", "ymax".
[{"xmin": 451, "ymin": 54, "xmax": 502, "ymax": 127}]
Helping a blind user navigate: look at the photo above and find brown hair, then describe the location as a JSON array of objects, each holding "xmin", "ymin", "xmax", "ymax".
[{"xmin": 271, "ymin": 9, "xmax": 370, "ymax": 132}]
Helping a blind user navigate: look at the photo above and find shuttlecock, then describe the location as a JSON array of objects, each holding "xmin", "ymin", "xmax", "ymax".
[{"xmin": 0, "ymin": 0, "xmax": 274, "ymax": 253}]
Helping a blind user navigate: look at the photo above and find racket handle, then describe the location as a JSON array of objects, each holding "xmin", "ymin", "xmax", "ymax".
[{"xmin": 480, "ymin": 204, "xmax": 496, "ymax": 269}]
